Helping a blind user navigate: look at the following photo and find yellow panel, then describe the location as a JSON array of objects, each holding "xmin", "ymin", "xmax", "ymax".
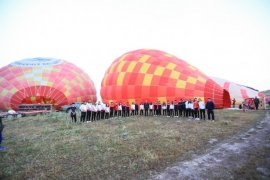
[
  {"xmin": 1, "ymin": 89, "xmax": 8, "ymax": 96},
  {"xmin": 197, "ymin": 76, "xmax": 206, "ymax": 83},
  {"xmin": 10, "ymin": 87, "xmax": 17, "ymax": 94},
  {"xmin": 157, "ymin": 96, "xmax": 167, "ymax": 103},
  {"xmin": 119, "ymin": 54, "xmax": 128, "ymax": 61},
  {"xmin": 126, "ymin": 61, "xmax": 137, "ymax": 72},
  {"xmin": 154, "ymin": 66, "xmax": 165, "ymax": 76},
  {"xmin": 170, "ymin": 71, "xmax": 180, "ymax": 79},
  {"xmin": 48, "ymin": 82, "xmax": 53, "ymax": 86},
  {"xmin": 64, "ymin": 91, "xmax": 70, "ymax": 97},
  {"xmin": 116, "ymin": 61, "xmax": 126, "ymax": 72},
  {"xmin": 139, "ymin": 63, "xmax": 150, "ymax": 74},
  {"xmin": 102, "ymin": 76, "xmax": 107, "ymax": 86},
  {"xmin": 77, "ymin": 97, "xmax": 82, "ymax": 102},
  {"xmin": 109, "ymin": 62, "xmax": 117, "ymax": 73},
  {"xmin": 166, "ymin": 63, "xmax": 176, "ymax": 70},
  {"xmin": 176, "ymin": 80, "xmax": 186, "ymax": 88},
  {"xmin": 143, "ymin": 74, "xmax": 153, "ymax": 86},
  {"xmin": 139, "ymin": 55, "xmax": 151, "ymax": 63},
  {"xmin": 128, "ymin": 99, "xmax": 135, "ymax": 104},
  {"xmin": 164, "ymin": 53, "xmax": 174, "ymax": 57},
  {"xmin": 187, "ymin": 76, "xmax": 197, "ymax": 84},
  {"xmin": 117, "ymin": 72, "xmax": 125, "ymax": 86},
  {"xmin": 31, "ymin": 96, "xmax": 36, "ymax": 101},
  {"xmin": 189, "ymin": 65, "xmax": 197, "ymax": 71}
]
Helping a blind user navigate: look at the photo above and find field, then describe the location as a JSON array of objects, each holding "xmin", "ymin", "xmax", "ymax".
[{"xmin": 0, "ymin": 110, "xmax": 266, "ymax": 179}]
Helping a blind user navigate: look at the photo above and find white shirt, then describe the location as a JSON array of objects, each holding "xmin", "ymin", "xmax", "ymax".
[
  {"xmin": 92, "ymin": 105, "xmax": 97, "ymax": 112},
  {"xmin": 170, "ymin": 104, "xmax": 174, "ymax": 109},
  {"xmin": 131, "ymin": 104, "xmax": 135, "ymax": 110},
  {"xmin": 86, "ymin": 103, "xmax": 92, "ymax": 111},
  {"xmin": 140, "ymin": 104, "xmax": 144, "ymax": 110},
  {"xmin": 105, "ymin": 106, "xmax": 110, "ymax": 113},
  {"xmin": 79, "ymin": 104, "xmax": 87, "ymax": 112},
  {"xmin": 185, "ymin": 101, "xmax": 189, "ymax": 108},
  {"xmin": 118, "ymin": 105, "xmax": 122, "ymax": 111},
  {"xmin": 149, "ymin": 104, "xmax": 153, "ymax": 109},
  {"xmin": 199, "ymin": 101, "xmax": 205, "ymax": 109},
  {"xmin": 162, "ymin": 105, "xmax": 167, "ymax": 109},
  {"xmin": 188, "ymin": 102, "xmax": 194, "ymax": 109}
]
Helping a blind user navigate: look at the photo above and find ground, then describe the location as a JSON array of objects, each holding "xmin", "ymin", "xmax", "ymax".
[
  {"xmin": 0, "ymin": 110, "xmax": 269, "ymax": 179},
  {"xmin": 151, "ymin": 112, "xmax": 270, "ymax": 179}
]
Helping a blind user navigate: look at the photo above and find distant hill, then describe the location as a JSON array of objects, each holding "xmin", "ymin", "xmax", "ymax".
[{"xmin": 261, "ymin": 90, "xmax": 270, "ymax": 96}]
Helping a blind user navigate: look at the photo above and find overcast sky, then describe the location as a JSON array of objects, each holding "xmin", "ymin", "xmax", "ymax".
[{"xmin": 0, "ymin": 0, "xmax": 269, "ymax": 99}]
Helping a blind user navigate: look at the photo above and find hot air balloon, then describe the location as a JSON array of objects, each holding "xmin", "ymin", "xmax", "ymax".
[
  {"xmin": 0, "ymin": 58, "xmax": 97, "ymax": 110},
  {"xmin": 101, "ymin": 49, "xmax": 230, "ymax": 108},
  {"xmin": 212, "ymin": 77, "xmax": 264, "ymax": 105}
]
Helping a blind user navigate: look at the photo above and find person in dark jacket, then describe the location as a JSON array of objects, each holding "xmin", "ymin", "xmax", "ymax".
[
  {"xmin": 254, "ymin": 97, "xmax": 260, "ymax": 110},
  {"xmin": 70, "ymin": 103, "xmax": 77, "ymax": 122},
  {"xmin": 0, "ymin": 116, "xmax": 5, "ymax": 150},
  {"xmin": 144, "ymin": 100, "xmax": 149, "ymax": 116},
  {"xmin": 135, "ymin": 101, "xmax": 139, "ymax": 115},
  {"xmin": 206, "ymin": 98, "xmax": 215, "ymax": 120}
]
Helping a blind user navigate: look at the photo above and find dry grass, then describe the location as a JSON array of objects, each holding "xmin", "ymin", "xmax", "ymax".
[{"xmin": 0, "ymin": 110, "xmax": 266, "ymax": 179}]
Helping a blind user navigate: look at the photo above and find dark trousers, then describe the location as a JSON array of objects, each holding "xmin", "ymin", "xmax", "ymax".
[
  {"xmin": 96, "ymin": 111, "xmax": 101, "ymax": 120},
  {"xmin": 105, "ymin": 112, "xmax": 109, "ymax": 119},
  {"xmin": 255, "ymin": 104, "xmax": 259, "ymax": 110},
  {"xmin": 80, "ymin": 112, "xmax": 86, "ymax": 122},
  {"xmin": 122, "ymin": 110, "xmax": 125, "ymax": 117},
  {"xmin": 163, "ymin": 109, "xmax": 166, "ymax": 116},
  {"xmin": 200, "ymin": 109, "xmax": 206, "ymax": 120},
  {"xmin": 71, "ymin": 114, "xmax": 77, "ymax": 122},
  {"xmin": 194, "ymin": 108, "xmax": 199, "ymax": 118},
  {"xmin": 110, "ymin": 108, "xmax": 114, "ymax": 117},
  {"xmin": 118, "ymin": 110, "xmax": 122, "ymax": 117},
  {"xmin": 145, "ymin": 109, "xmax": 149, "ymax": 116},
  {"xmin": 174, "ymin": 109, "xmax": 178, "ymax": 116},
  {"xmin": 86, "ymin": 111, "xmax": 91, "ymax": 121},
  {"xmin": 114, "ymin": 110, "xmax": 118, "ymax": 117},
  {"xmin": 91, "ymin": 112, "xmax": 96, "ymax": 121},
  {"xmin": 135, "ymin": 109, "xmax": 138, "ymax": 115},
  {"xmin": 170, "ymin": 109, "xmax": 173, "ymax": 117},
  {"xmin": 0, "ymin": 132, "xmax": 2, "ymax": 145},
  {"xmin": 207, "ymin": 110, "xmax": 215, "ymax": 120},
  {"xmin": 150, "ymin": 109, "xmax": 153, "ymax": 116},
  {"xmin": 101, "ymin": 110, "xmax": 105, "ymax": 119},
  {"xmin": 131, "ymin": 110, "xmax": 135, "ymax": 116},
  {"xmin": 178, "ymin": 109, "xmax": 183, "ymax": 117},
  {"xmin": 140, "ymin": 110, "xmax": 143, "ymax": 115},
  {"xmin": 126, "ymin": 109, "xmax": 130, "ymax": 117}
]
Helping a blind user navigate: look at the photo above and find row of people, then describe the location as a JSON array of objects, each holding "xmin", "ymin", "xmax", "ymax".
[{"xmin": 70, "ymin": 98, "xmax": 215, "ymax": 122}]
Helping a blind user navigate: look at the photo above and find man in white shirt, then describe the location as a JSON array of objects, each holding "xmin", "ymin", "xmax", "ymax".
[
  {"xmin": 79, "ymin": 102, "xmax": 87, "ymax": 122},
  {"xmin": 198, "ymin": 98, "xmax": 206, "ymax": 120},
  {"xmin": 86, "ymin": 102, "xmax": 92, "ymax": 122}
]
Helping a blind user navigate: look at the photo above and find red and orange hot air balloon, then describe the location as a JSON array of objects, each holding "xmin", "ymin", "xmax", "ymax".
[
  {"xmin": 101, "ymin": 49, "xmax": 230, "ymax": 108},
  {"xmin": 0, "ymin": 58, "xmax": 97, "ymax": 110}
]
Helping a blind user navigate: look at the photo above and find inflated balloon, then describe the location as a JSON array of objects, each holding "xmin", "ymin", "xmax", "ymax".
[
  {"xmin": 212, "ymin": 77, "xmax": 265, "ymax": 105},
  {"xmin": 101, "ymin": 49, "xmax": 229, "ymax": 108},
  {"xmin": 0, "ymin": 58, "xmax": 97, "ymax": 110}
]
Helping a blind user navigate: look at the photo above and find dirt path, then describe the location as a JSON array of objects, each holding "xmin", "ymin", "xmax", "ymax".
[{"xmin": 151, "ymin": 112, "xmax": 270, "ymax": 180}]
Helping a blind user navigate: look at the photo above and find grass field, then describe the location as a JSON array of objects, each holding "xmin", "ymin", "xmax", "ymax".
[{"xmin": 0, "ymin": 110, "xmax": 266, "ymax": 179}]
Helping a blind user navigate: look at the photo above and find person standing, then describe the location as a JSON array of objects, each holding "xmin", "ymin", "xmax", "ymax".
[
  {"xmin": 139, "ymin": 103, "xmax": 144, "ymax": 115},
  {"xmin": 198, "ymin": 98, "xmax": 206, "ymax": 120},
  {"xmin": 174, "ymin": 100, "xmax": 178, "ymax": 117},
  {"xmin": 169, "ymin": 101, "xmax": 174, "ymax": 118},
  {"xmin": 117, "ymin": 103, "xmax": 122, "ymax": 117},
  {"xmin": 110, "ymin": 102, "xmax": 114, "ymax": 118},
  {"xmin": 91, "ymin": 103, "xmax": 97, "ymax": 121},
  {"xmin": 135, "ymin": 101, "xmax": 139, "ymax": 115},
  {"xmin": 131, "ymin": 102, "xmax": 135, "ymax": 116},
  {"xmin": 105, "ymin": 104, "xmax": 110, "ymax": 119},
  {"xmin": 157, "ymin": 100, "xmax": 162, "ymax": 116},
  {"xmin": 0, "ymin": 116, "xmax": 5, "ymax": 150},
  {"xmin": 70, "ymin": 103, "xmax": 77, "ymax": 122},
  {"xmin": 193, "ymin": 98, "xmax": 199, "ymax": 120},
  {"xmin": 144, "ymin": 100, "xmax": 149, "ymax": 116},
  {"xmin": 206, "ymin": 98, "xmax": 215, "ymax": 120},
  {"xmin": 167, "ymin": 101, "xmax": 170, "ymax": 117},
  {"xmin": 254, "ymin": 96, "xmax": 260, "ymax": 110},
  {"xmin": 149, "ymin": 102, "xmax": 153, "ymax": 116},
  {"xmin": 79, "ymin": 102, "xmax": 87, "ymax": 122},
  {"xmin": 162, "ymin": 102, "xmax": 167, "ymax": 116},
  {"xmin": 232, "ymin": 98, "xmax": 236, "ymax": 108},
  {"xmin": 126, "ymin": 101, "xmax": 130, "ymax": 117},
  {"xmin": 86, "ymin": 102, "xmax": 92, "ymax": 122},
  {"xmin": 122, "ymin": 102, "xmax": 126, "ymax": 117}
]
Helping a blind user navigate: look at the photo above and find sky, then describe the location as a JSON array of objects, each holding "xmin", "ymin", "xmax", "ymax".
[{"xmin": 0, "ymin": 0, "xmax": 270, "ymax": 100}]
